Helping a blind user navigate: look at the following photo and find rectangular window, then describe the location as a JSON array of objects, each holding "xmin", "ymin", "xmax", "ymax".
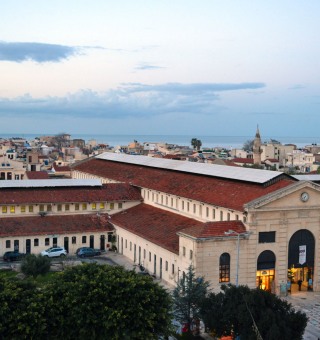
[
  {"xmin": 34, "ymin": 239, "xmax": 39, "ymax": 247},
  {"xmin": 65, "ymin": 204, "xmax": 70, "ymax": 211},
  {"xmin": 144, "ymin": 249, "xmax": 146, "ymax": 259},
  {"xmin": 21, "ymin": 205, "xmax": 26, "ymax": 213},
  {"xmin": 82, "ymin": 236, "xmax": 87, "ymax": 244},
  {"xmin": 190, "ymin": 250, "xmax": 193, "ymax": 260},
  {"xmin": 57, "ymin": 204, "xmax": 62, "ymax": 211},
  {"xmin": 171, "ymin": 198, "xmax": 173, "ymax": 207},
  {"xmin": 110, "ymin": 203, "xmax": 114, "ymax": 210},
  {"xmin": 227, "ymin": 213, "xmax": 230, "ymax": 221},
  {"xmin": 6, "ymin": 240, "xmax": 11, "ymax": 248},
  {"xmin": 187, "ymin": 202, "xmax": 190, "ymax": 212},
  {"xmin": 161, "ymin": 195, "xmax": 163, "ymax": 204},
  {"xmin": 2, "ymin": 206, "xmax": 7, "ymax": 213},
  {"xmin": 182, "ymin": 201, "xmax": 185, "ymax": 210},
  {"xmin": 10, "ymin": 206, "xmax": 15, "ymax": 213},
  {"xmin": 39, "ymin": 204, "xmax": 45, "ymax": 212},
  {"xmin": 259, "ymin": 231, "xmax": 276, "ymax": 243},
  {"xmin": 100, "ymin": 203, "xmax": 105, "ymax": 209},
  {"xmin": 172, "ymin": 264, "xmax": 175, "ymax": 274},
  {"xmin": 165, "ymin": 261, "xmax": 168, "ymax": 271},
  {"xmin": 47, "ymin": 205, "xmax": 52, "ymax": 212},
  {"xmin": 166, "ymin": 196, "xmax": 168, "ymax": 206},
  {"xmin": 212, "ymin": 209, "xmax": 215, "ymax": 220},
  {"xmin": 149, "ymin": 252, "xmax": 151, "ymax": 262},
  {"xmin": 193, "ymin": 204, "xmax": 196, "ymax": 214},
  {"xmin": 92, "ymin": 203, "xmax": 96, "ymax": 210},
  {"xmin": 220, "ymin": 211, "xmax": 223, "ymax": 221},
  {"xmin": 45, "ymin": 238, "xmax": 50, "ymax": 246},
  {"xmin": 72, "ymin": 236, "xmax": 76, "ymax": 244},
  {"xmin": 182, "ymin": 246, "xmax": 186, "ymax": 256},
  {"xmin": 236, "ymin": 214, "xmax": 239, "ymax": 220},
  {"xmin": 29, "ymin": 205, "xmax": 33, "ymax": 213},
  {"xmin": 75, "ymin": 203, "xmax": 80, "ymax": 211},
  {"xmin": 82, "ymin": 203, "xmax": 87, "ymax": 210},
  {"xmin": 130, "ymin": 242, "xmax": 132, "ymax": 251},
  {"xmin": 125, "ymin": 239, "xmax": 127, "ymax": 248},
  {"xmin": 118, "ymin": 203, "xmax": 122, "ymax": 209},
  {"xmin": 206, "ymin": 207, "xmax": 209, "ymax": 218}
]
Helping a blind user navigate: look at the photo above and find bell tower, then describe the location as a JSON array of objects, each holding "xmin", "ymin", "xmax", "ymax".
[{"xmin": 253, "ymin": 125, "xmax": 262, "ymax": 165}]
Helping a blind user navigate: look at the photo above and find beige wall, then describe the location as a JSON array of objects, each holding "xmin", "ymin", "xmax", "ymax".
[{"xmin": 1, "ymin": 231, "xmax": 112, "ymax": 256}]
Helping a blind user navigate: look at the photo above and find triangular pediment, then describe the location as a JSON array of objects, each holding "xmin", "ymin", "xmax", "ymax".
[{"xmin": 244, "ymin": 181, "xmax": 320, "ymax": 210}]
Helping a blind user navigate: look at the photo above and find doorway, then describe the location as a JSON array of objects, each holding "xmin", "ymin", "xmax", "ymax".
[{"xmin": 288, "ymin": 229, "xmax": 314, "ymax": 292}]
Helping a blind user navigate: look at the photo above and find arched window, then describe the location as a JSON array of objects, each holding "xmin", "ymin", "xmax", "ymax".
[{"xmin": 219, "ymin": 253, "xmax": 230, "ymax": 283}]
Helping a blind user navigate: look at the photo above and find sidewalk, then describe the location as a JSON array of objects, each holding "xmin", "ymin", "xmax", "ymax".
[{"xmin": 284, "ymin": 290, "xmax": 320, "ymax": 339}]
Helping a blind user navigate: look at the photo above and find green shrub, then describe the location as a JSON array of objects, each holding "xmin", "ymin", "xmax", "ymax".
[{"xmin": 21, "ymin": 254, "xmax": 51, "ymax": 278}]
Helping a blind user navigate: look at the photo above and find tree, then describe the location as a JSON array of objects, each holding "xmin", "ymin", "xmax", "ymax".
[
  {"xmin": 191, "ymin": 138, "xmax": 202, "ymax": 151},
  {"xmin": 243, "ymin": 139, "xmax": 254, "ymax": 151},
  {"xmin": 172, "ymin": 265, "xmax": 209, "ymax": 335},
  {"xmin": 0, "ymin": 277, "xmax": 47, "ymax": 339},
  {"xmin": 45, "ymin": 263, "xmax": 173, "ymax": 339},
  {"xmin": 201, "ymin": 284, "xmax": 308, "ymax": 339},
  {"xmin": 20, "ymin": 254, "xmax": 51, "ymax": 278}
]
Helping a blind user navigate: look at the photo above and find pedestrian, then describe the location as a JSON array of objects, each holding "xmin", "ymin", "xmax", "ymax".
[
  {"xmin": 287, "ymin": 280, "xmax": 291, "ymax": 294},
  {"xmin": 298, "ymin": 279, "xmax": 302, "ymax": 291}
]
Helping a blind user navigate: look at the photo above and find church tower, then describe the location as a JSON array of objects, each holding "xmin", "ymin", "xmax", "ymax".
[{"xmin": 253, "ymin": 125, "xmax": 262, "ymax": 165}]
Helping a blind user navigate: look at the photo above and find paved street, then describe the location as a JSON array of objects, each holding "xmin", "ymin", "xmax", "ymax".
[{"xmin": 284, "ymin": 291, "xmax": 320, "ymax": 339}]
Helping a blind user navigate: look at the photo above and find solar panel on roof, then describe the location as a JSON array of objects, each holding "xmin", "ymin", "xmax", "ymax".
[
  {"xmin": 96, "ymin": 153, "xmax": 284, "ymax": 184},
  {"xmin": 0, "ymin": 179, "xmax": 102, "ymax": 189}
]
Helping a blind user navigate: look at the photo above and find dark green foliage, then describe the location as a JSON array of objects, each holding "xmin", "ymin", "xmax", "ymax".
[
  {"xmin": 173, "ymin": 265, "xmax": 209, "ymax": 334},
  {"xmin": 243, "ymin": 139, "xmax": 254, "ymax": 151},
  {"xmin": 0, "ymin": 277, "xmax": 47, "ymax": 339},
  {"xmin": 0, "ymin": 264, "xmax": 173, "ymax": 339},
  {"xmin": 20, "ymin": 254, "xmax": 51, "ymax": 278},
  {"xmin": 200, "ymin": 284, "xmax": 308, "ymax": 340},
  {"xmin": 44, "ymin": 263, "xmax": 173, "ymax": 339},
  {"xmin": 191, "ymin": 138, "xmax": 202, "ymax": 151}
]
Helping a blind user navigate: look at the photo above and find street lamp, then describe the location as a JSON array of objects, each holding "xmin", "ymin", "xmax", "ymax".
[{"xmin": 224, "ymin": 229, "xmax": 252, "ymax": 287}]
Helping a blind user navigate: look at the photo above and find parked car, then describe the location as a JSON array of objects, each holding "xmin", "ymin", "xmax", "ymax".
[
  {"xmin": 3, "ymin": 251, "xmax": 26, "ymax": 262},
  {"xmin": 76, "ymin": 247, "xmax": 101, "ymax": 258},
  {"xmin": 41, "ymin": 247, "xmax": 67, "ymax": 258}
]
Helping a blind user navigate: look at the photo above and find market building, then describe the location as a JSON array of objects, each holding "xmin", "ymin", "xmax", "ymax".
[{"xmin": 71, "ymin": 153, "xmax": 320, "ymax": 294}]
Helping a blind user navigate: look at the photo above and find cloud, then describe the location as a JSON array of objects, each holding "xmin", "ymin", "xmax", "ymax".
[
  {"xmin": 0, "ymin": 41, "xmax": 82, "ymax": 62},
  {"xmin": 135, "ymin": 62, "xmax": 164, "ymax": 70},
  {"xmin": 288, "ymin": 84, "xmax": 306, "ymax": 90},
  {"xmin": 0, "ymin": 82, "xmax": 265, "ymax": 119}
]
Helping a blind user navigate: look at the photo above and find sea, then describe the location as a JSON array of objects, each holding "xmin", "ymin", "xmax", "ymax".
[{"xmin": 1, "ymin": 133, "xmax": 319, "ymax": 150}]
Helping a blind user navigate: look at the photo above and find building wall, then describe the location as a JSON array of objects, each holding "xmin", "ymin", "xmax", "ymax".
[
  {"xmin": 1, "ymin": 231, "xmax": 112, "ymax": 256},
  {"xmin": 141, "ymin": 188, "xmax": 244, "ymax": 223},
  {"xmin": 0, "ymin": 200, "xmax": 139, "ymax": 217},
  {"xmin": 114, "ymin": 225, "xmax": 184, "ymax": 286}
]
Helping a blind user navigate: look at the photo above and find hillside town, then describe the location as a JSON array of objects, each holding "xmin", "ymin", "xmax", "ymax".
[{"xmin": 1, "ymin": 128, "xmax": 320, "ymax": 181}]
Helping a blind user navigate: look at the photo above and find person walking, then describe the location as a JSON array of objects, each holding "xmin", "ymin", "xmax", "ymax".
[{"xmin": 298, "ymin": 279, "xmax": 302, "ymax": 291}]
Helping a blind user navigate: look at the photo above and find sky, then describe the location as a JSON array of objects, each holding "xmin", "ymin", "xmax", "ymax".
[{"xmin": 0, "ymin": 1, "xmax": 319, "ymax": 137}]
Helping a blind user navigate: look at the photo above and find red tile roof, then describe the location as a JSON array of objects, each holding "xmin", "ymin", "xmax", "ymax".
[
  {"xmin": 233, "ymin": 158, "xmax": 254, "ymax": 164},
  {"xmin": 25, "ymin": 171, "xmax": 50, "ymax": 179},
  {"xmin": 111, "ymin": 204, "xmax": 203, "ymax": 253},
  {"xmin": 73, "ymin": 158, "xmax": 294, "ymax": 211},
  {"xmin": 179, "ymin": 221, "xmax": 246, "ymax": 238},
  {"xmin": 0, "ymin": 183, "xmax": 141, "ymax": 204},
  {"xmin": 0, "ymin": 213, "xmax": 113, "ymax": 237},
  {"xmin": 53, "ymin": 162, "xmax": 71, "ymax": 172}
]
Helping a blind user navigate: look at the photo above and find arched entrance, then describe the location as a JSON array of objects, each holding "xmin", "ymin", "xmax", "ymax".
[
  {"xmin": 288, "ymin": 229, "xmax": 315, "ymax": 292},
  {"xmin": 256, "ymin": 250, "xmax": 276, "ymax": 292}
]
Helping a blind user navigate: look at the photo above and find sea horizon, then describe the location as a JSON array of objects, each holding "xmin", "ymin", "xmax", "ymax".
[{"xmin": 1, "ymin": 133, "xmax": 319, "ymax": 150}]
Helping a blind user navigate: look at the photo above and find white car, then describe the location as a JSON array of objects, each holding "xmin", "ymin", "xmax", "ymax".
[{"xmin": 41, "ymin": 247, "xmax": 67, "ymax": 258}]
